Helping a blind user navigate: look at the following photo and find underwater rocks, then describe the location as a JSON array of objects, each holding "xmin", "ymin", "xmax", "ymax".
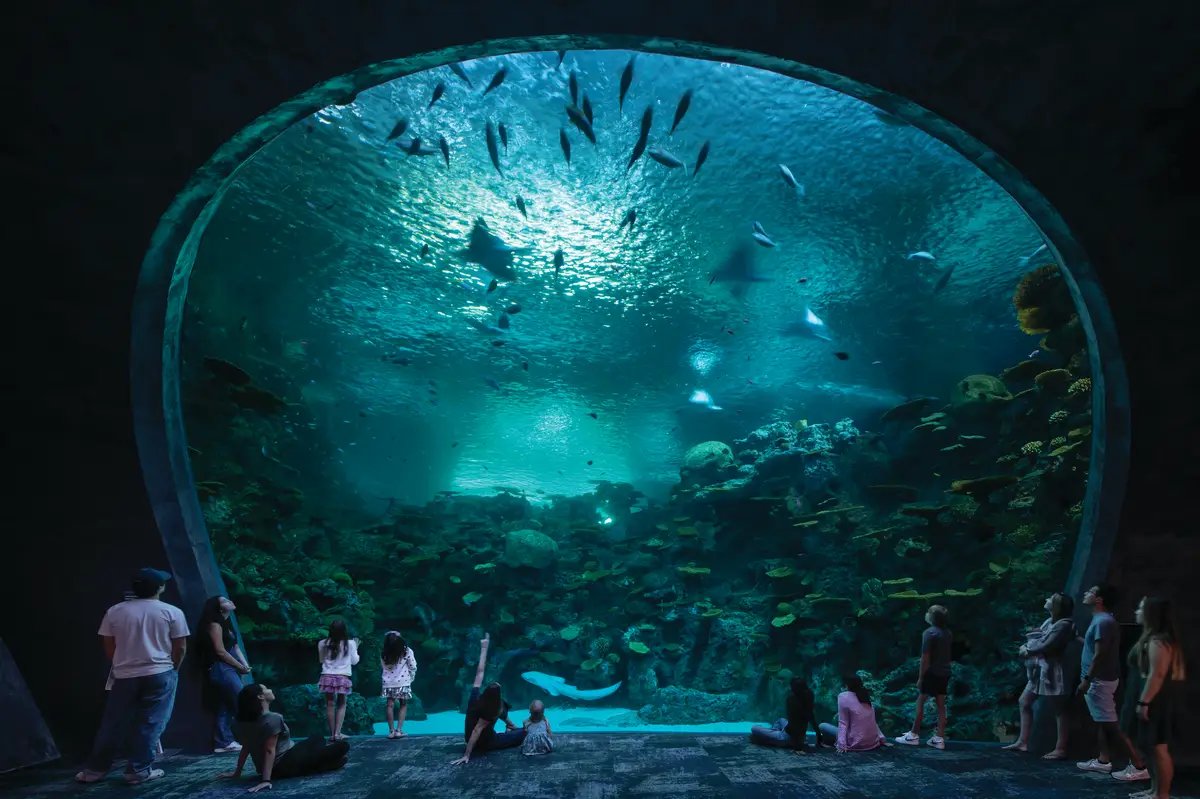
[
  {"xmin": 693, "ymin": 612, "xmax": 767, "ymax": 695},
  {"xmin": 950, "ymin": 375, "xmax": 1012, "ymax": 418},
  {"xmin": 680, "ymin": 441, "xmax": 737, "ymax": 486},
  {"xmin": 636, "ymin": 686, "xmax": 750, "ymax": 725},
  {"xmin": 504, "ymin": 528, "xmax": 559, "ymax": 568}
]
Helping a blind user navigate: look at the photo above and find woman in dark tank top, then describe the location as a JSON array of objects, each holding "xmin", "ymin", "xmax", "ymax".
[{"xmin": 197, "ymin": 596, "xmax": 252, "ymax": 754}]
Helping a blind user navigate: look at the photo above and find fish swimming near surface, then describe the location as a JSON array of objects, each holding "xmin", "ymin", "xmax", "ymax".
[
  {"xmin": 556, "ymin": 50, "xmax": 567, "ymax": 68},
  {"xmin": 618, "ymin": 208, "xmax": 637, "ymax": 233},
  {"xmin": 437, "ymin": 135, "xmax": 450, "ymax": 167},
  {"xmin": 386, "ymin": 118, "xmax": 409, "ymax": 141},
  {"xmin": 627, "ymin": 107, "xmax": 652, "ymax": 170},
  {"xmin": 516, "ymin": 196, "xmax": 528, "ymax": 219},
  {"xmin": 448, "ymin": 62, "xmax": 472, "ymax": 87},
  {"xmin": 778, "ymin": 163, "xmax": 804, "ymax": 193},
  {"xmin": 485, "ymin": 376, "xmax": 503, "ymax": 392},
  {"xmin": 582, "ymin": 93, "xmax": 594, "ymax": 126},
  {"xmin": 498, "ymin": 122, "xmax": 509, "ymax": 152},
  {"xmin": 782, "ymin": 306, "xmax": 832, "ymax": 341},
  {"xmin": 428, "ymin": 82, "xmax": 445, "ymax": 108},
  {"xmin": 498, "ymin": 312, "xmax": 511, "ymax": 330},
  {"xmin": 618, "ymin": 56, "xmax": 634, "ymax": 114},
  {"xmin": 523, "ymin": 671, "xmax": 623, "ymax": 701},
  {"xmin": 565, "ymin": 105, "xmax": 596, "ymax": 144},
  {"xmin": 487, "ymin": 278, "xmax": 498, "ymax": 294},
  {"xmin": 483, "ymin": 67, "xmax": 507, "ymax": 95},
  {"xmin": 692, "ymin": 140, "xmax": 710, "ymax": 178},
  {"xmin": 933, "ymin": 264, "xmax": 956, "ymax": 293},
  {"xmin": 1018, "ymin": 243, "xmax": 1048, "ymax": 268},
  {"xmin": 710, "ymin": 241, "xmax": 772, "ymax": 295},
  {"xmin": 753, "ymin": 221, "xmax": 767, "ymax": 237},
  {"xmin": 753, "ymin": 231, "xmax": 776, "ymax": 248},
  {"xmin": 559, "ymin": 129, "xmax": 572, "ymax": 166},
  {"xmin": 671, "ymin": 89, "xmax": 692, "ymax": 134},
  {"xmin": 468, "ymin": 318, "xmax": 506, "ymax": 336},
  {"xmin": 568, "ymin": 70, "xmax": 579, "ymax": 105},
  {"xmin": 505, "ymin": 304, "xmax": 522, "ymax": 315},
  {"xmin": 906, "ymin": 251, "xmax": 935, "ymax": 261},
  {"xmin": 688, "ymin": 389, "xmax": 723, "ymax": 411},
  {"xmin": 457, "ymin": 218, "xmax": 526, "ymax": 281},
  {"xmin": 553, "ymin": 248, "xmax": 565, "ymax": 275},
  {"xmin": 421, "ymin": 243, "xmax": 431, "ymax": 258},
  {"xmin": 402, "ymin": 137, "xmax": 438, "ymax": 157},
  {"xmin": 485, "ymin": 122, "xmax": 503, "ymax": 176},
  {"xmin": 648, "ymin": 147, "xmax": 687, "ymax": 171}
]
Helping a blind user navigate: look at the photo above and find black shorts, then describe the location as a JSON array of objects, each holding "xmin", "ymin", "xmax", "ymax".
[{"xmin": 918, "ymin": 674, "xmax": 950, "ymax": 696}]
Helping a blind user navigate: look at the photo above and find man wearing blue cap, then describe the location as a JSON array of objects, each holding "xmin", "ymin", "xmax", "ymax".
[{"xmin": 75, "ymin": 568, "xmax": 190, "ymax": 786}]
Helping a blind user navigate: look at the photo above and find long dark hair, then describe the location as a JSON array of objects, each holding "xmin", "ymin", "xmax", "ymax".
[
  {"xmin": 844, "ymin": 674, "xmax": 873, "ymax": 706},
  {"xmin": 236, "ymin": 683, "xmax": 267, "ymax": 723},
  {"xmin": 322, "ymin": 620, "xmax": 349, "ymax": 661},
  {"xmin": 477, "ymin": 683, "xmax": 504, "ymax": 721},
  {"xmin": 1135, "ymin": 596, "xmax": 1186, "ymax": 679},
  {"xmin": 199, "ymin": 596, "xmax": 234, "ymax": 635},
  {"xmin": 382, "ymin": 631, "xmax": 408, "ymax": 667},
  {"xmin": 1050, "ymin": 592, "xmax": 1075, "ymax": 622},
  {"xmin": 790, "ymin": 677, "xmax": 813, "ymax": 700}
]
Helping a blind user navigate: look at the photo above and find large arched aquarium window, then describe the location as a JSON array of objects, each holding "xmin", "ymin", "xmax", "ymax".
[{"xmin": 147, "ymin": 47, "xmax": 1118, "ymax": 741}]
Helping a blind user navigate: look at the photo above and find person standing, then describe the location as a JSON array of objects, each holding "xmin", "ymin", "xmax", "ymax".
[
  {"xmin": 1003, "ymin": 592, "xmax": 1077, "ymax": 759},
  {"xmin": 895, "ymin": 604, "xmax": 953, "ymax": 750},
  {"xmin": 1122, "ymin": 596, "xmax": 1186, "ymax": 799},
  {"xmin": 196, "ymin": 595, "xmax": 252, "ymax": 754},
  {"xmin": 75, "ymin": 568, "xmax": 190, "ymax": 785},
  {"xmin": 1076, "ymin": 584, "xmax": 1147, "ymax": 776}
]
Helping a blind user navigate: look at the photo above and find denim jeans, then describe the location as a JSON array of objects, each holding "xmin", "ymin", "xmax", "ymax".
[
  {"xmin": 751, "ymin": 717, "xmax": 794, "ymax": 748},
  {"xmin": 209, "ymin": 662, "xmax": 244, "ymax": 748},
  {"xmin": 85, "ymin": 669, "xmax": 178, "ymax": 777}
]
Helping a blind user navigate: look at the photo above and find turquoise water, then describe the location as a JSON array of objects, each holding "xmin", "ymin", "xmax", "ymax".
[{"xmin": 371, "ymin": 707, "xmax": 770, "ymax": 736}]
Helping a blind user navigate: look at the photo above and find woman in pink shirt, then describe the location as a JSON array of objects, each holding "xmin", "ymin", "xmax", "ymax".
[{"xmin": 818, "ymin": 675, "xmax": 888, "ymax": 753}]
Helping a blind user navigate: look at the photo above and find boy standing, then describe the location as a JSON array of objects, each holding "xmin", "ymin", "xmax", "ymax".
[{"xmin": 896, "ymin": 604, "xmax": 953, "ymax": 750}]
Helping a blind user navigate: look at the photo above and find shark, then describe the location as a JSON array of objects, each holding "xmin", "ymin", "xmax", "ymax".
[{"xmin": 521, "ymin": 671, "xmax": 622, "ymax": 701}]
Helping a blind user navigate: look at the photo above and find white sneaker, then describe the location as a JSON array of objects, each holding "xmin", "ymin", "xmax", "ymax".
[
  {"xmin": 895, "ymin": 732, "xmax": 920, "ymax": 745},
  {"xmin": 1076, "ymin": 758, "xmax": 1113, "ymax": 773},
  {"xmin": 1111, "ymin": 764, "xmax": 1150, "ymax": 781},
  {"xmin": 124, "ymin": 769, "xmax": 165, "ymax": 785},
  {"xmin": 214, "ymin": 743, "xmax": 243, "ymax": 754},
  {"xmin": 927, "ymin": 736, "xmax": 945, "ymax": 750}
]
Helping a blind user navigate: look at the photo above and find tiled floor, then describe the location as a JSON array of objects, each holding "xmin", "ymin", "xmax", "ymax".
[{"xmin": 2, "ymin": 735, "xmax": 1193, "ymax": 798}]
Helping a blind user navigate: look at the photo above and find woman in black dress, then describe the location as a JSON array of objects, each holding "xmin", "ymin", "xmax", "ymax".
[{"xmin": 1124, "ymin": 596, "xmax": 1186, "ymax": 799}]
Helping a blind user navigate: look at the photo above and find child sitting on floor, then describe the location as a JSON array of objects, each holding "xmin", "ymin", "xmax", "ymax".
[{"xmin": 521, "ymin": 700, "xmax": 554, "ymax": 756}]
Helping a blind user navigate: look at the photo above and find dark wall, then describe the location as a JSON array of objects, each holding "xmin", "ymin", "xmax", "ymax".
[{"xmin": 3, "ymin": 0, "xmax": 1197, "ymax": 760}]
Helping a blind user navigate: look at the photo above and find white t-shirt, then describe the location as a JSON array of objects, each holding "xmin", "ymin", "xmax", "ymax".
[
  {"xmin": 319, "ymin": 638, "xmax": 360, "ymax": 676},
  {"xmin": 99, "ymin": 599, "xmax": 190, "ymax": 679}
]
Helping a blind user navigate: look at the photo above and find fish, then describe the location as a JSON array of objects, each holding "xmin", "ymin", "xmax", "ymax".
[
  {"xmin": 692, "ymin": 140, "xmax": 710, "ymax": 178},
  {"xmin": 448, "ymin": 62, "xmax": 472, "ymax": 87},
  {"xmin": 402, "ymin": 137, "xmax": 438, "ymax": 157},
  {"xmin": 491, "ymin": 340, "xmax": 505, "ymax": 347},
  {"xmin": 485, "ymin": 377, "xmax": 502, "ymax": 392},
  {"xmin": 522, "ymin": 361, "xmax": 529, "ymax": 371},
  {"xmin": 688, "ymin": 389, "xmax": 723, "ymax": 411},
  {"xmin": 523, "ymin": 671, "xmax": 623, "ymax": 701},
  {"xmin": 428, "ymin": 82, "xmax": 445, "ymax": 108},
  {"xmin": 483, "ymin": 67, "xmax": 507, "ymax": 95},
  {"xmin": 1018, "ymin": 243, "xmax": 1048, "ymax": 268},
  {"xmin": 752, "ymin": 231, "xmax": 776, "ymax": 248},
  {"xmin": 437, "ymin": 134, "xmax": 450, "ymax": 167},
  {"xmin": 457, "ymin": 218, "xmax": 526, "ymax": 281},
  {"xmin": 568, "ymin": 70, "xmax": 579, "ymax": 105},
  {"xmin": 778, "ymin": 164, "xmax": 803, "ymax": 192},
  {"xmin": 753, "ymin": 221, "xmax": 767, "ymax": 236},
  {"xmin": 648, "ymin": 147, "xmax": 687, "ymax": 171},
  {"xmin": 618, "ymin": 208, "xmax": 637, "ymax": 233},
  {"xmin": 485, "ymin": 122, "xmax": 503, "ymax": 176},
  {"xmin": 498, "ymin": 312, "xmax": 511, "ymax": 330},
  {"xmin": 565, "ymin": 105, "xmax": 596, "ymax": 144},
  {"xmin": 627, "ymin": 107, "xmax": 653, "ymax": 170},
  {"xmin": 834, "ymin": 351, "xmax": 850, "ymax": 360},
  {"xmin": 516, "ymin": 195, "xmax": 528, "ymax": 219},
  {"xmin": 467, "ymin": 318, "xmax": 505, "ymax": 336},
  {"xmin": 582, "ymin": 93, "xmax": 594, "ymax": 126},
  {"xmin": 386, "ymin": 118, "xmax": 409, "ymax": 141},
  {"xmin": 421, "ymin": 243, "xmax": 430, "ymax": 258},
  {"xmin": 588, "ymin": 412, "xmax": 598, "ymax": 419},
  {"xmin": 906, "ymin": 251, "xmax": 936, "ymax": 261},
  {"xmin": 498, "ymin": 122, "xmax": 509, "ymax": 152},
  {"xmin": 553, "ymin": 248, "xmax": 565, "ymax": 275},
  {"xmin": 559, "ymin": 129, "xmax": 572, "ymax": 166},
  {"xmin": 556, "ymin": 50, "xmax": 567, "ymax": 68},
  {"xmin": 487, "ymin": 279, "xmax": 498, "ymax": 294},
  {"xmin": 933, "ymin": 263, "xmax": 956, "ymax": 293},
  {"xmin": 710, "ymin": 241, "xmax": 771, "ymax": 293},
  {"xmin": 782, "ymin": 306, "xmax": 832, "ymax": 341},
  {"xmin": 505, "ymin": 304, "xmax": 522, "ymax": 315},
  {"xmin": 670, "ymin": 89, "xmax": 693, "ymax": 134},
  {"xmin": 941, "ymin": 444, "xmax": 965, "ymax": 452},
  {"xmin": 619, "ymin": 56, "xmax": 634, "ymax": 114}
]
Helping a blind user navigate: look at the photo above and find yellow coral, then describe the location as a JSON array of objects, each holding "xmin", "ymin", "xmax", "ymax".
[
  {"xmin": 1068, "ymin": 378, "xmax": 1092, "ymax": 396},
  {"xmin": 1049, "ymin": 410, "xmax": 1068, "ymax": 424},
  {"xmin": 1013, "ymin": 264, "xmax": 1062, "ymax": 310},
  {"xmin": 1021, "ymin": 441, "xmax": 1045, "ymax": 455},
  {"xmin": 1007, "ymin": 525, "xmax": 1039, "ymax": 547},
  {"xmin": 1051, "ymin": 436, "xmax": 1067, "ymax": 448},
  {"xmin": 996, "ymin": 453, "xmax": 1019, "ymax": 464},
  {"xmin": 1034, "ymin": 369, "xmax": 1073, "ymax": 395}
]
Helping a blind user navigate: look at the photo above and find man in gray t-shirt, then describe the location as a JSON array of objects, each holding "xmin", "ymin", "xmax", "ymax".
[{"xmin": 1076, "ymin": 584, "xmax": 1147, "ymax": 777}]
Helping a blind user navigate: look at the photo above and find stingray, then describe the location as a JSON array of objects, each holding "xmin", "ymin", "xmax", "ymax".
[
  {"xmin": 709, "ymin": 241, "xmax": 772, "ymax": 298},
  {"xmin": 457, "ymin": 218, "xmax": 528, "ymax": 282}
]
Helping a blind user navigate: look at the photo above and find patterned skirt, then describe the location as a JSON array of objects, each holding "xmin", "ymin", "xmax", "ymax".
[
  {"xmin": 318, "ymin": 674, "xmax": 353, "ymax": 695},
  {"xmin": 382, "ymin": 685, "xmax": 413, "ymax": 700}
]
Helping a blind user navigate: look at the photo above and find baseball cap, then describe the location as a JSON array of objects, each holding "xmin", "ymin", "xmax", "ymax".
[{"xmin": 132, "ymin": 568, "xmax": 173, "ymax": 589}]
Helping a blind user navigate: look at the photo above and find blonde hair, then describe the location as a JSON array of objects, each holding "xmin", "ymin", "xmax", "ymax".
[{"xmin": 927, "ymin": 605, "xmax": 949, "ymax": 628}]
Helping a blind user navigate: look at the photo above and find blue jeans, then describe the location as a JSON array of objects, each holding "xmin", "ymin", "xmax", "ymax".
[
  {"xmin": 209, "ymin": 662, "xmax": 244, "ymax": 748},
  {"xmin": 751, "ymin": 717, "xmax": 794, "ymax": 748},
  {"xmin": 85, "ymin": 670, "xmax": 178, "ymax": 777},
  {"xmin": 481, "ymin": 727, "xmax": 526, "ymax": 752}
]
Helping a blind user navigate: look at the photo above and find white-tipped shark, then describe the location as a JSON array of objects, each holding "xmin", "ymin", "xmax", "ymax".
[{"xmin": 522, "ymin": 671, "xmax": 622, "ymax": 701}]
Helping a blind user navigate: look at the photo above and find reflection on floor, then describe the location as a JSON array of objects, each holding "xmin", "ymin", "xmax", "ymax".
[{"xmin": 3, "ymin": 735, "xmax": 1194, "ymax": 798}]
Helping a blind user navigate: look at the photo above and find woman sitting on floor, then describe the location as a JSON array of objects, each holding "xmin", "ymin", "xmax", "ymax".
[
  {"xmin": 819, "ymin": 674, "xmax": 888, "ymax": 753},
  {"xmin": 453, "ymin": 632, "xmax": 525, "ymax": 764},
  {"xmin": 219, "ymin": 683, "xmax": 349, "ymax": 793},
  {"xmin": 750, "ymin": 676, "xmax": 822, "ymax": 750}
]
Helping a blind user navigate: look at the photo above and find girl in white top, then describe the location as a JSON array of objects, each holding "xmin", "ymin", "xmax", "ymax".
[
  {"xmin": 380, "ymin": 631, "xmax": 418, "ymax": 739},
  {"xmin": 317, "ymin": 621, "xmax": 359, "ymax": 741}
]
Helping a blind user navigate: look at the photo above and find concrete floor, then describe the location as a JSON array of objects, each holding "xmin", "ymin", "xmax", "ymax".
[{"xmin": 1, "ymin": 735, "xmax": 1194, "ymax": 799}]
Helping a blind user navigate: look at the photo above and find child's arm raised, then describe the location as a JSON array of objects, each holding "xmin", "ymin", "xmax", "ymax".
[{"xmin": 472, "ymin": 633, "xmax": 491, "ymax": 688}]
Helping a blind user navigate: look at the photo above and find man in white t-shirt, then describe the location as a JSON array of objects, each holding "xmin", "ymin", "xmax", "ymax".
[{"xmin": 75, "ymin": 568, "xmax": 190, "ymax": 786}]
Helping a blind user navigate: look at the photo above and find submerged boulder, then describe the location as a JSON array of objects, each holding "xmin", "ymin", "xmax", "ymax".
[
  {"xmin": 503, "ymin": 528, "xmax": 559, "ymax": 569},
  {"xmin": 950, "ymin": 375, "xmax": 1012, "ymax": 417},
  {"xmin": 637, "ymin": 686, "xmax": 750, "ymax": 724},
  {"xmin": 680, "ymin": 441, "xmax": 736, "ymax": 485}
]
